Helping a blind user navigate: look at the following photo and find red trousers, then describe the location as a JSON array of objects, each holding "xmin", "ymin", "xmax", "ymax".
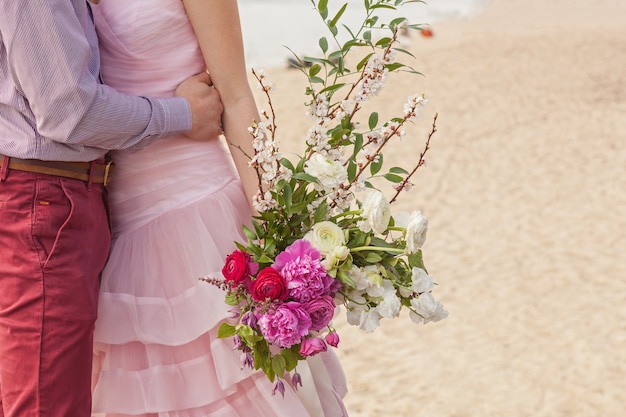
[{"xmin": 0, "ymin": 169, "xmax": 110, "ymax": 416}]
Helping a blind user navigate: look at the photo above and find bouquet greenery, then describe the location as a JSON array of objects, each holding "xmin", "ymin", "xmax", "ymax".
[{"xmin": 204, "ymin": 0, "xmax": 447, "ymax": 395}]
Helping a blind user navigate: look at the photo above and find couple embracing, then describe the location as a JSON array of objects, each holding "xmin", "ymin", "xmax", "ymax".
[{"xmin": 0, "ymin": 1, "xmax": 347, "ymax": 416}]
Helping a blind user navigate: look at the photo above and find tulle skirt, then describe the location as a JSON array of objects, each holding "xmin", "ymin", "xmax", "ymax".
[{"xmin": 91, "ymin": 137, "xmax": 348, "ymax": 416}]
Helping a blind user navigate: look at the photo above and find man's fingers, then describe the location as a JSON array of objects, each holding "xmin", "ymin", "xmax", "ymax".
[{"xmin": 194, "ymin": 70, "xmax": 212, "ymax": 86}]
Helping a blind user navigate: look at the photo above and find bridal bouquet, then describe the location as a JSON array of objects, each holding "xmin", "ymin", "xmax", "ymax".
[{"xmin": 204, "ymin": 0, "xmax": 447, "ymax": 395}]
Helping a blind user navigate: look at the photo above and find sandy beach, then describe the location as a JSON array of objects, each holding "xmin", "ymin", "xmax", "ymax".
[{"xmin": 248, "ymin": 0, "xmax": 626, "ymax": 415}]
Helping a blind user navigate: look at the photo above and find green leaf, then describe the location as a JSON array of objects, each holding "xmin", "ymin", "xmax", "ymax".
[
  {"xmin": 257, "ymin": 254, "xmax": 274, "ymax": 264},
  {"xmin": 292, "ymin": 172, "xmax": 319, "ymax": 183},
  {"xmin": 408, "ymin": 250, "xmax": 427, "ymax": 273},
  {"xmin": 308, "ymin": 63, "xmax": 322, "ymax": 77},
  {"xmin": 309, "ymin": 75, "xmax": 325, "ymax": 84},
  {"xmin": 336, "ymin": 269, "xmax": 357, "ymax": 289},
  {"xmin": 318, "ymin": 0, "xmax": 328, "ymax": 14},
  {"xmin": 271, "ymin": 354, "xmax": 287, "ymax": 378},
  {"xmin": 314, "ymin": 201, "xmax": 328, "ymax": 223},
  {"xmin": 356, "ymin": 52, "xmax": 374, "ymax": 71},
  {"xmin": 224, "ymin": 292, "xmax": 239, "ymax": 306},
  {"xmin": 390, "ymin": 166, "xmax": 409, "ymax": 175},
  {"xmin": 319, "ymin": 83, "xmax": 346, "ymax": 95},
  {"xmin": 281, "ymin": 182, "xmax": 293, "ymax": 211},
  {"xmin": 319, "ymin": 37, "xmax": 329, "ymax": 54},
  {"xmin": 383, "ymin": 173, "xmax": 404, "ymax": 183},
  {"xmin": 368, "ymin": 112, "xmax": 379, "ymax": 130},
  {"xmin": 370, "ymin": 154, "xmax": 383, "ymax": 176},
  {"xmin": 375, "ymin": 36, "xmax": 393, "ymax": 47},
  {"xmin": 282, "ymin": 348, "xmax": 300, "ymax": 371},
  {"xmin": 364, "ymin": 252, "xmax": 383, "ymax": 263},
  {"xmin": 390, "ymin": 17, "xmax": 408, "ymax": 28},
  {"xmin": 217, "ymin": 323, "xmax": 237, "ymax": 338},
  {"xmin": 385, "ymin": 62, "xmax": 406, "ymax": 72},
  {"xmin": 242, "ymin": 225, "xmax": 257, "ymax": 241},
  {"xmin": 347, "ymin": 159, "xmax": 357, "ymax": 182},
  {"xmin": 329, "ymin": 3, "xmax": 348, "ymax": 28}
]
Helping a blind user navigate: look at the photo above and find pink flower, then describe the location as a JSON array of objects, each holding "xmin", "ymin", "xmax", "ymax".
[
  {"xmin": 299, "ymin": 337, "xmax": 327, "ymax": 357},
  {"xmin": 325, "ymin": 331, "xmax": 340, "ymax": 348},
  {"xmin": 274, "ymin": 239, "xmax": 321, "ymax": 270},
  {"xmin": 257, "ymin": 302, "xmax": 312, "ymax": 348},
  {"xmin": 304, "ymin": 295, "xmax": 336, "ymax": 331},
  {"xmin": 274, "ymin": 240, "xmax": 335, "ymax": 303}
]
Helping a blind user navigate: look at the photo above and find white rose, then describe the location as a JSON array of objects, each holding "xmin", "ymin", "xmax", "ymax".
[
  {"xmin": 358, "ymin": 190, "xmax": 391, "ymax": 234},
  {"xmin": 405, "ymin": 210, "xmax": 428, "ymax": 253},
  {"xmin": 304, "ymin": 221, "xmax": 346, "ymax": 255},
  {"xmin": 304, "ymin": 153, "xmax": 348, "ymax": 192},
  {"xmin": 410, "ymin": 293, "xmax": 448, "ymax": 324}
]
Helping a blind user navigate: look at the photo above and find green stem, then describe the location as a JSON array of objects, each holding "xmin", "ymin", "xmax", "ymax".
[{"xmin": 350, "ymin": 246, "xmax": 404, "ymax": 253}]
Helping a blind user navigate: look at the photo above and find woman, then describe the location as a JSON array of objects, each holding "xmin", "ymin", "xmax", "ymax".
[{"xmin": 89, "ymin": 0, "xmax": 349, "ymax": 415}]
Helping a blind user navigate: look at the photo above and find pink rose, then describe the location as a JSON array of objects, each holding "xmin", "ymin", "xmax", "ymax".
[
  {"xmin": 299, "ymin": 337, "xmax": 327, "ymax": 357},
  {"xmin": 222, "ymin": 250, "xmax": 257, "ymax": 286},
  {"xmin": 325, "ymin": 331, "xmax": 340, "ymax": 348},
  {"xmin": 251, "ymin": 267, "xmax": 289, "ymax": 302},
  {"xmin": 304, "ymin": 295, "xmax": 336, "ymax": 331}
]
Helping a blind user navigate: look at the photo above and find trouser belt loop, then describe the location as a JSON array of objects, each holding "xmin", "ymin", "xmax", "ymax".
[
  {"xmin": 88, "ymin": 160, "xmax": 96, "ymax": 190},
  {"xmin": 0, "ymin": 155, "xmax": 9, "ymax": 181}
]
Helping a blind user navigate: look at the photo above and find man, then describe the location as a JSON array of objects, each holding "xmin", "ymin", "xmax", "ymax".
[{"xmin": 0, "ymin": 1, "xmax": 223, "ymax": 416}]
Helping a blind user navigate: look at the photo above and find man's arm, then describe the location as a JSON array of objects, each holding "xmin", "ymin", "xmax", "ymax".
[{"xmin": 0, "ymin": 0, "xmax": 192, "ymax": 151}]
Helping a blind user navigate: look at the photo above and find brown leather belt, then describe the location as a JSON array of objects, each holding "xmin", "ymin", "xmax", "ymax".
[{"xmin": 0, "ymin": 154, "xmax": 113, "ymax": 185}]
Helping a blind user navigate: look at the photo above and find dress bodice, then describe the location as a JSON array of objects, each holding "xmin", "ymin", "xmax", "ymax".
[{"xmin": 92, "ymin": 0, "xmax": 205, "ymax": 97}]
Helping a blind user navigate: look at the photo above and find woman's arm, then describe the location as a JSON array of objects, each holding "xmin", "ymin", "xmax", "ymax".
[{"xmin": 182, "ymin": 0, "xmax": 261, "ymax": 208}]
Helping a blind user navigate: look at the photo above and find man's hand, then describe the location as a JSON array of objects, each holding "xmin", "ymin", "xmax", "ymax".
[{"xmin": 175, "ymin": 72, "xmax": 224, "ymax": 141}]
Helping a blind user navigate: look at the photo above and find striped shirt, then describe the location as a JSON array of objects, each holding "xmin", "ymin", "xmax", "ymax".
[{"xmin": 0, "ymin": 0, "xmax": 191, "ymax": 162}]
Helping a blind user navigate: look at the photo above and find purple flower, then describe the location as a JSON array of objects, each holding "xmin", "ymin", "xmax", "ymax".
[
  {"xmin": 240, "ymin": 351, "xmax": 254, "ymax": 369},
  {"xmin": 272, "ymin": 379, "xmax": 286, "ymax": 397},
  {"xmin": 257, "ymin": 302, "xmax": 312, "ymax": 348},
  {"xmin": 233, "ymin": 335, "xmax": 243, "ymax": 350},
  {"xmin": 299, "ymin": 337, "xmax": 327, "ymax": 357},
  {"xmin": 240, "ymin": 311, "xmax": 257, "ymax": 328},
  {"xmin": 325, "ymin": 331, "xmax": 340, "ymax": 348},
  {"xmin": 274, "ymin": 240, "xmax": 335, "ymax": 303},
  {"xmin": 304, "ymin": 295, "xmax": 336, "ymax": 331},
  {"xmin": 291, "ymin": 372, "xmax": 303, "ymax": 390}
]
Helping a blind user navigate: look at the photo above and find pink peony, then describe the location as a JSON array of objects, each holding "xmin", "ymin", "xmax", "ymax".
[
  {"xmin": 299, "ymin": 337, "xmax": 328, "ymax": 357},
  {"xmin": 304, "ymin": 295, "xmax": 336, "ymax": 331},
  {"xmin": 257, "ymin": 302, "xmax": 312, "ymax": 348},
  {"xmin": 274, "ymin": 240, "xmax": 335, "ymax": 303}
]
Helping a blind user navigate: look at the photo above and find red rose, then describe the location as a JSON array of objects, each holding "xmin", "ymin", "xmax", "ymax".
[
  {"xmin": 222, "ymin": 250, "xmax": 253, "ymax": 286},
  {"xmin": 251, "ymin": 267, "xmax": 289, "ymax": 302}
]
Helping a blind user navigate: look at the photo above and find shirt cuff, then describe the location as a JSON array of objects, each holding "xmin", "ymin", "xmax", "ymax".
[{"xmin": 155, "ymin": 96, "xmax": 192, "ymax": 136}]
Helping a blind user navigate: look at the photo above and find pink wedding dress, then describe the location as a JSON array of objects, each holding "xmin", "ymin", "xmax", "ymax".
[{"xmin": 90, "ymin": 1, "xmax": 348, "ymax": 416}]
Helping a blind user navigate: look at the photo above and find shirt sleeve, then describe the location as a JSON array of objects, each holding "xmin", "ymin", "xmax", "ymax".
[{"xmin": 0, "ymin": 0, "xmax": 191, "ymax": 151}]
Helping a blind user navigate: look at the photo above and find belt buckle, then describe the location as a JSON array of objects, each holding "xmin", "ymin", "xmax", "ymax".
[{"xmin": 103, "ymin": 160, "xmax": 113, "ymax": 186}]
